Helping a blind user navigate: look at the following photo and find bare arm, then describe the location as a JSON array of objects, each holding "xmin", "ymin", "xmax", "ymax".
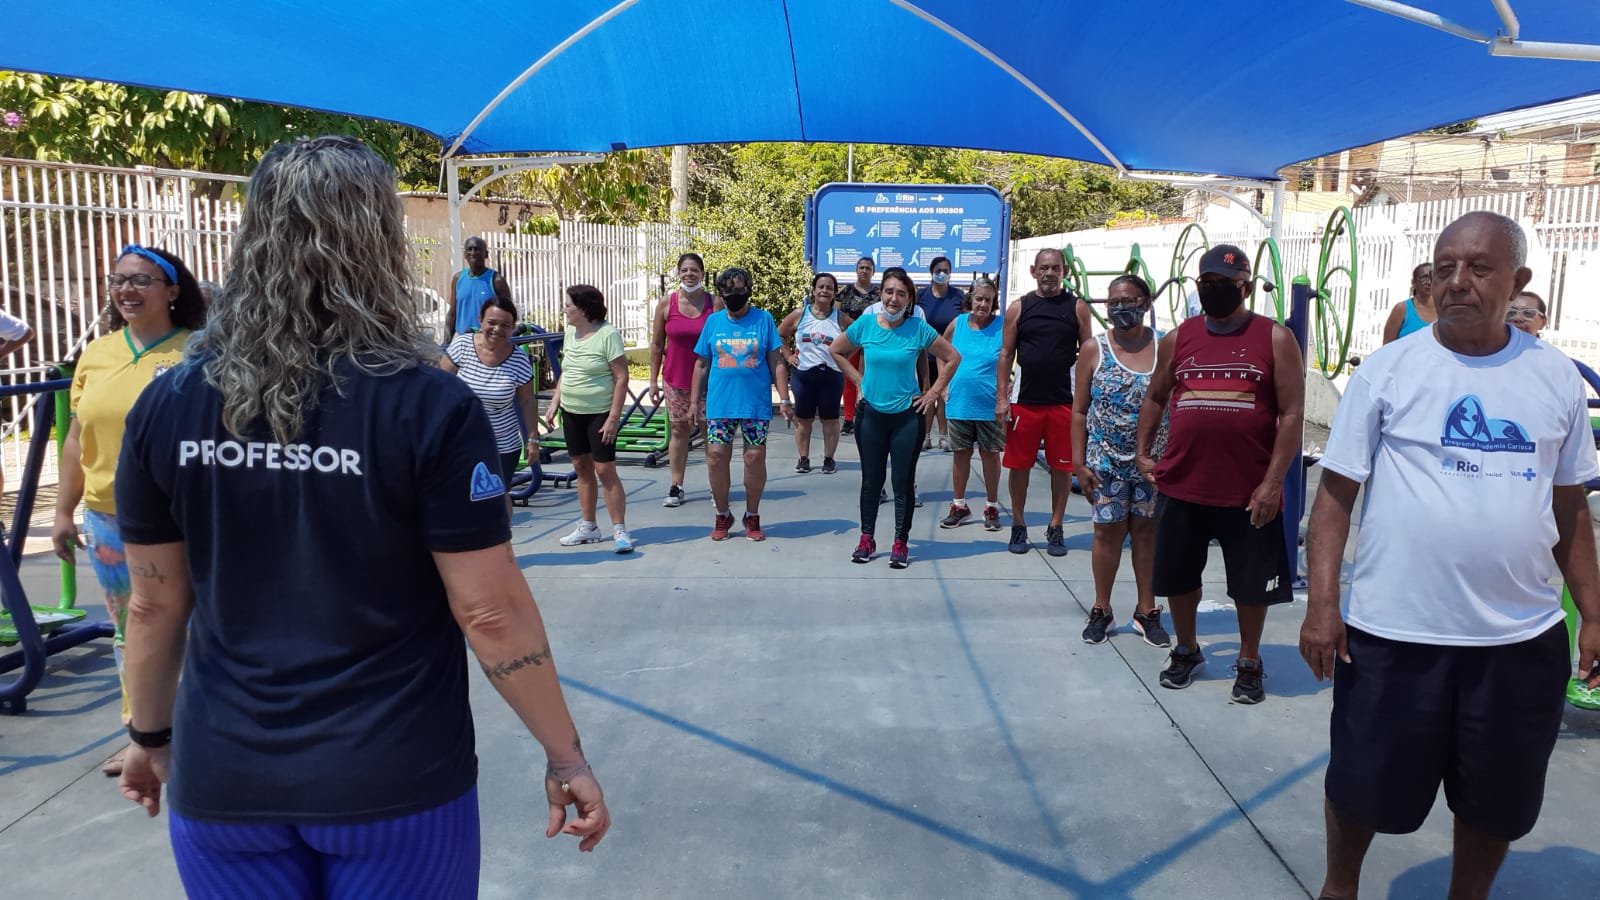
[
  {"xmin": 690, "ymin": 356, "xmax": 710, "ymax": 425},
  {"xmin": 493, "ymin": 274, "xmax": 513, "ymax": 303},
  {"xmin": 516, "ymin": 381, "xmax": 541, "ymax": 442},
  {"xmin": 50, "ymin": 418, "xmax": 87, "ymax": 562},
  {"xmin": 829, "ymin": 332, "xmax": 862, "ymax": 391},
  {"xmin": 1076, "ymin": 296, "xmax": 1095, "ymax": 347},
  {"xmin": 1380, "ymin": 302, "xmax": 1405, "ymax": 345},
  {"xmin": 1071, "ymin": 338, "xmax": 1099, "ymax": 495},
  {"xmin": 914, "ymin": 335, "xmax": 960, "ymax": 416},
  {"xmin": 601, "ymin": 355, "xmax": 629, "ymax": 444},
  {"xmin": 1247, "ymin": 324, "xmax": 1306, "ymax": 527},
  {"xmin": 995, "ymin": 301, "xmax": 1021, "ymax": 418},
  {"xmin": 768, "ymin": 349, "xmax": 794, "ymax": 424},
  {"xmin": 648, "ymin": 298, "xmax": 669, "ymax": 395},
  {"xmin": 114, "ymin": 540, "xmax": 194, "ymax": 816},
  {"xmin": 0, "ymin": 325, "xmax": 33, "ymax": 359},
  {"xmin": 1134, "ymin": 330, "xmax": 1179, "ymax": 485},
  {"xmin": 445, "ymin": 277, "xmax": 459, "ymax": 337},
  {"xmin": 438, "ymin": 353, "xmax": 458, "ymax": 375},
  {"xmin": 1554, "ymin": 484, "xmax": 1600, "ymax": 686},
  {"xmin": 778, "ymin": 308, "xmax": 802, "ymax": 342},
  {"xmin": 1301, "ymin": 472, "xmax": 1359, "ymax": 680},
  {"xmin": 436, "ymin": 544, "xmax": 609, "ymax": 850}
]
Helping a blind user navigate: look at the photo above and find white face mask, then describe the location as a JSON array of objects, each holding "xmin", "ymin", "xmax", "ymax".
[
  {"xmin": 679, "ymin": 280, "xmax": 702, "ymax": 294},
  {"xmin": 882, "ymin": 305, "xmax": 906, "ymax": 323}
]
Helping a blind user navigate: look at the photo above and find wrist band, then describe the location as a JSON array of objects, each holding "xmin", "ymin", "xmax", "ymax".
[
  {"xmin": 127, "ymin": 723, "xmax": 173, "ymax": 748},
  {"xmin": 546, "ymin": 761, "xmax": 592, "ymax": 792}
]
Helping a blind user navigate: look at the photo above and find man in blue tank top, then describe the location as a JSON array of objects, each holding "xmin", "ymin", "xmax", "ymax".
[{"xmin": 446, "ymin": 236, "xmax": 513, "ymax": 337}]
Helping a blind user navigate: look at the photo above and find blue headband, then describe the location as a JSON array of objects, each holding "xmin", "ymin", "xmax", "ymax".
[{"xmin": 118, "ymin": 245, "xmax": 177, "ymax": 285}]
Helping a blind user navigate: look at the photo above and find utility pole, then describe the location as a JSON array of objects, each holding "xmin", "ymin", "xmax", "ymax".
[{"xmin": 670, "ymin": 145, "xmax": 689, "ymax": 217}]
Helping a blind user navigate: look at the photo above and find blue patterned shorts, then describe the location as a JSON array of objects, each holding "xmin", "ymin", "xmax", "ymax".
[
  {"xmin": 1089, "ymin": 471, "xmax": 1158, "ymax": 523},
  {"xmin": 705, "ymin": 418, "xmax": 769, "ymax": 446}
]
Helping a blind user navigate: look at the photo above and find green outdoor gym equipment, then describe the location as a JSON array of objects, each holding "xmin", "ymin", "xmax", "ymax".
[{"xmin": 0, "ymin": 370, "xmax": 84, "ymax": 648}]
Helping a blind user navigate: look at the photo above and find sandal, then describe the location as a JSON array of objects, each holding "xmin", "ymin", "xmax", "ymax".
[{"xmin": 101, "ymin": 743, "xmax": 129, "ymax": 777}]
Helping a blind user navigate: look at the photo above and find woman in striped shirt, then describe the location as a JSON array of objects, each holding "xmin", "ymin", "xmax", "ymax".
[{"xmin": 439, "ymin": 296, "xmax": 538, "ymax": 514}]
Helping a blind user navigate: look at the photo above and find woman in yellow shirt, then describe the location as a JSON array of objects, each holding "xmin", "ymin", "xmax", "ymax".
[{"xmin": 52, "ymin": 245, "xmax": 207, "ymax": 775}]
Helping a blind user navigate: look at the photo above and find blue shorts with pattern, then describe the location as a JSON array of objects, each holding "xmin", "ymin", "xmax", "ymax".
[
  {"xmin": 705, "ymin": 417, "xmax": 770, "ymax": 446},
  {"xmin": 1089, "ymin": 471, "xmax": 1158, "ymax": 523}
]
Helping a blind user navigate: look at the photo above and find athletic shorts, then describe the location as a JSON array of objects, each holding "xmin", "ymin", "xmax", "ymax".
[
  {"xmin": 792, "ymin": 366, "xmax": 844, "ymax": 420},
  {"xmin": 1150, "ymin": 494, "xmax": 1292, "ymax": 605},
  {"xmin": 1003, "ymin": 403, "xmax": 1073, "ymax": 471},
  {"xmin": 1089, "ymin": 471, "xmax": 1157, "ymax": 523},
  {"xmin": 561, "ymin": 409, "xmax": 617, "ymax": 463},
  {"xmin": 706, "ymin": 418, "xmax": 770, "ymax": 447},
  {"xmin": 1326, "ymin": 623, "xmax": 1569, "ymax": 841},
  {"xmin": 948, "ymin": 418, "xmax": 1004, "ymax": 452},
  {"xmin": 662, "ymin": 385, "xmax": 703, "ymax": 426}
]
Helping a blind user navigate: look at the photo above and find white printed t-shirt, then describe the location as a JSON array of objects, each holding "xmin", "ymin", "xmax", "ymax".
[{"xmin": 1320, "ymin": 326, "xmax": 1599, "ymax": 646}]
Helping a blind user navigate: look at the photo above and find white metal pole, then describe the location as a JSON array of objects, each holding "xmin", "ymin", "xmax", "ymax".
[
  {"xmin": 447, "ymin": 158, "xmax": 463, "ymax": 284},
  {"xmin": 1270, "ymin": 180, "xmax": 1285, "ymax": 246}
]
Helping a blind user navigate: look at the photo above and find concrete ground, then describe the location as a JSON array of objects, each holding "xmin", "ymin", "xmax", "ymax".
[{"xmin": 2, "ymin": 423, "xmax": 1598, "ymax": 899}]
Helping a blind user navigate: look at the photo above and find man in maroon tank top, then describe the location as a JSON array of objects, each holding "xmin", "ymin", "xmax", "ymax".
[{"xmin": 1135, "ymin": 244, "xmax": 1304, "ymax": 704}]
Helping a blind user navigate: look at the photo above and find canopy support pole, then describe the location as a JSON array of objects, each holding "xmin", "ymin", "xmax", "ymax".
[
  {"xmin": 1271, "ymin": 180, "xmax": 1285, "ymax": 245},
  {"xmin": 445, "ymin": 154, "xmax": 606, "ymax": 280}
]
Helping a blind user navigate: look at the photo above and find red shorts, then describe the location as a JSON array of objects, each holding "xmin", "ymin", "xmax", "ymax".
[{"xmin": 1003, "ymin": 403, "xmax": 1073, "ymax": 471}]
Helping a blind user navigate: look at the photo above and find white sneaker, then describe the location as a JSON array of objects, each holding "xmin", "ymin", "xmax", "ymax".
[
  {"xmin": 662, "ymin": 484, "xmax": 684, "ymax": 508},
  {"xmin": 559, "ymin": 523, "xmax": 603, "ymax": 546},
  {"xmin": 614, "ymin": 529, "xmax": 635, "ymax": 554}
]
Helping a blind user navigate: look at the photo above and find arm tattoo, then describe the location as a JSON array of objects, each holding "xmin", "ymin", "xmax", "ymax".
[
  {"xmin": 481, "ymin": 642, "xmax": 552, "ymax": 680},
  {"xmin": 130, "ymin": 560, "xmax": 167, "ymax": 585}
]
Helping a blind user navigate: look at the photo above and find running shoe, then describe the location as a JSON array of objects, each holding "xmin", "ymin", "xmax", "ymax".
[
  {"xmin": 923, "ymin": 432, "xmax": 933, "ymax": 451},
  {"xmin": 1132, "ymin": 608, "xmax": 1171, "ymax": 648},
  {"xmin": 939, "ymin": 503, "xmax": 972, "ymax": 529},
  {"xmin": 662, "ymin": 484, "xmax": 685, "ymax": 508},
  {"xmin": 795, "ymin": 457, "xmax": 811, "ymax": 473},
  {"xmin": 821, "ymin": 457, "xmax": 837, "ymax": 475},
  {"xmin": 743, "ymin": 513, "xmax": 766, "ymax": 542},
  {"xmin": 1045, "ymin": 524, "xmax": 1067, "ymax": 557},
  {"xmin": 1159, "ymin": 645, "xmax": 1206, "ymax": 689},
  {"xmin": 982, "ymin": 505, "xmax": 1002, "ymax": 531},
  {"xmin": 711, "ymin": 512, "xmax": 735, "ymax": 541},
  {"xmin": 938, "ymin": 434, "xmax": 950, "ymax": 452},
  {"xmin": 841, "ymin": 420, "xmax": 854, "ymax": 436},
  {"xmin": 1007, "ymin": 526, "xmax": 1030, "ymax": 554},
  {"xmin": 1230, "ymin": 658, "xmax": 1266, "ymax": 704},
  {"xmin": 889, "ymin": 540, "xmax": 909, "ymax": 569},
  {"xmin": 613, "ymin": 528, "xmax": 636, "ymax": 554},
  {"xmin": 559, "ymin": 522, "xmax": 603, "ymax": 546},
  {"xmin": 851, "ymin": 533, "xmax": 876, "ymax": 563},
  {"xmin": 912, "ymin": 489, "xmax": 923, "ymax": 508},
  {"xmin": 1081, "ymin": 607, "xmax": 1115, "ymax": 644}
]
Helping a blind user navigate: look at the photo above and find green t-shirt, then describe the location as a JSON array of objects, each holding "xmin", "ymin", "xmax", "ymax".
[{"xmin": 559, "ymin": 323, "xmax": 626, "ymax": 415}]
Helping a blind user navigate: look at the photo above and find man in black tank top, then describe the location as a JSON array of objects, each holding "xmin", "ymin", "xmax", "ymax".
[{"xmin": 996, "ymin": 247, "xmax": 1094, "ymax": 556}]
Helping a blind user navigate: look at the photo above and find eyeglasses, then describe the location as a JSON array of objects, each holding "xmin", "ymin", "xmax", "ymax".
[
  {"xmin": 1506, "ymin": 307, "xmax": 1545, "ymax": 322},
  {"xmin": 106, "ymin": 273, "xmax": 168, "ymax": 290}
]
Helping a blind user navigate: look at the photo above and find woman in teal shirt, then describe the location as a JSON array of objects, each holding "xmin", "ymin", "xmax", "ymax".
[{"xmin": 830, "ymin": 269, "xmax": 960, "ymax": 569}]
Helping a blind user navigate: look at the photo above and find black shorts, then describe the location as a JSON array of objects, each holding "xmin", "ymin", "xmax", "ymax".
[
  {"xmin": 1151, "ymin": 494, "xmax": 1292, "ymax": 605},
  {"xmin": 1326, "ymin": 623, "xmax": 1569, "ymax": 841},
  {"xmin": 793, "ymin": 365, "xmax": 844, "ymax": 420},
  {"xmin": 561, "ymin": 410, "xmax": 617, "ymax": 463},
  {"xmin": 499, "ymin": 449, "xmax": 523, "ymax": 485}
]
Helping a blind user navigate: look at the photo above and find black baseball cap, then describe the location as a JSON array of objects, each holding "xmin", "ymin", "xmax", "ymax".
[{"xmin": 1199, "ymin": 244, "xmax": 1250, "ymax": 279}]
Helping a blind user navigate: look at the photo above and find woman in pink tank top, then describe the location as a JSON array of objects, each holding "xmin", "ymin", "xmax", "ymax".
[{"xmin": 648, "ymin": 252, "xmax": 720, "ymax": 507}]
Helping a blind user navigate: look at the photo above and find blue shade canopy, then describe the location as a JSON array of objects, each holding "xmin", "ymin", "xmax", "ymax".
[{"xmin": 4, "ymin": 1, "xmax": 1599, "ymax": 179}]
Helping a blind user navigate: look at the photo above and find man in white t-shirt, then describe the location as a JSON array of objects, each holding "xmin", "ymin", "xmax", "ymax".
[{"xmin": 1302, "ymin": 210, "xmax": 1600, "ymax": 900}]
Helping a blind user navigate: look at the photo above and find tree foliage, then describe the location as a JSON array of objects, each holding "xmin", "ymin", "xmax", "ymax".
[{"xmin": 0, "ymin": 71, "xmax": 441, "ymax": 189}]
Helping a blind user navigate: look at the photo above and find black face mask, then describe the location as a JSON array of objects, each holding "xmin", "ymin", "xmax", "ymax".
[
  {"xmin": 1108, "ymin": 306, "xmax": 1145, "ymax": 329},
  {"xmin": 1197, "ymin": 281, "xmax": 1244, "ymax": 318},
  {"xmin": 723, "ymin": 292, "xmax": 751, "ymax": 312}
]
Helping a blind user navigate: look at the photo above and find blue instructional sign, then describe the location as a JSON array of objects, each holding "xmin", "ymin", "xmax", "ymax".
[{"xmin": 806, "ymin": 183, "xmax": 1009, "ymax": 283}]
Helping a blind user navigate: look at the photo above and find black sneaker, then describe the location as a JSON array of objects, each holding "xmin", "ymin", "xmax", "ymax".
[
  {"xmin": 1231, "ymin": 658, "xmax": 1266, "ymax": 704},
  {"xmin": 841, "ymin": 420, "xmax": 854, "ymax": 436},
  {"xmin": 1007, "ymin": 526, "xmax": 1030, "ymax": 554},
  {"xmin": 1081, "ymin": 607, "xmax": 1115, "ymax": 644},
  {"xmin": 795, "ymin": 456, "xmax": 811, "ymax": 473},
  {"xmin": 1045, "ymin": 524, "xmax": 1067, "ymax": 557},
  {"xmin": 939, "ymin": 503, "xmax": 972, "ymax": 528},
  {"xmin": 1132, "ymin": 608, "xmax": 1171, "ymax": 648},
  {"xmin": 1159, "ymin": 645, "xmax": 1206, "ymax": 689},
  {"xmin": 821, "ymin": 457, "xmax": 837, "ymax": 474},
  {"xmin": 662, "ymin": 484, "xmax": 685, "ymax": 508}
]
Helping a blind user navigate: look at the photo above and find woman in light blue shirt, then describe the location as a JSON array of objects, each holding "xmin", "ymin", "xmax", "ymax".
[
  {"xmin": 938, "ymin": 277, "xmax": 1005, "ymax": 532},
  {"xmin": 829, "ymin": 269, "xmax": 959, "ymax": 569}
]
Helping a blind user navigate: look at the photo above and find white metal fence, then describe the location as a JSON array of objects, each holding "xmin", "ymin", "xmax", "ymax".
[
  {"xmin": 1011, "ymin": 187, "xmax": 1600, "ymax": 371},
  {"xmin": 0, "ymin": 156, "xmax": 691, "ymax": 484}
]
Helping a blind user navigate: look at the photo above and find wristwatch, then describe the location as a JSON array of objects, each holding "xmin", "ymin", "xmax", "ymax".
[{"xmin": 127, "ymin": 723, "xmax": 173, "ymax": 748}]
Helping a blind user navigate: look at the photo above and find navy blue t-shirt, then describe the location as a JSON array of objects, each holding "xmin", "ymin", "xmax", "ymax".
[{"xmin": 115, "ymin": 358, "xmax": 511, "ymax": 824}]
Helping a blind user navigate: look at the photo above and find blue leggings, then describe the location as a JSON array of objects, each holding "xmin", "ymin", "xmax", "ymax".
[{"xmin": 169, "ymin": 786, "xmax": 480, "ymax": 899}]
